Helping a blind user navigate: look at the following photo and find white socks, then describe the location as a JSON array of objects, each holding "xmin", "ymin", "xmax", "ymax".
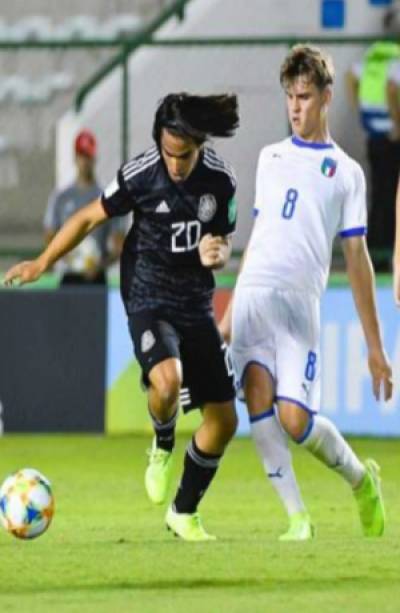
[
  {"xmin": 250, "ymin": 408, "xmax": 306, "ymax": 516},
  {"xmin": 300, "ymin": 414, "xmax": 365, "ymax": 488}
]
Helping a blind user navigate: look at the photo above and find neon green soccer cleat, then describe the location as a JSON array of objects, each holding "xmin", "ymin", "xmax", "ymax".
[
  {"xmin": 144, "ymin": 439, "xmax": 173, "ymax": 505},
  {"xmin": 165, "ymin": 506, "xmax": 216, "ymax": 542},
  {"xmin": 354, "ymin": 458, "xmax": 385, "ymax": 537},
  {"xmin": 279, "ymin": 511, "xmax": 315, "ymax": 542}
]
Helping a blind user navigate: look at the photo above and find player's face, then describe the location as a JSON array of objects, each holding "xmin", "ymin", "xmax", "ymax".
[
  {"xmin": 285, "ymin": 77, "xmax": 331, "ymax": 139},
  {"xmin": 160, "ymin": 129, "xmax": 200, "ymax": 183}
]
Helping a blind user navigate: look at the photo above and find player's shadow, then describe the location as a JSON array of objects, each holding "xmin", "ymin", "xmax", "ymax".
[{"xmin": 3, "ymin": 576, "xmax": 395, "ymax": 595}]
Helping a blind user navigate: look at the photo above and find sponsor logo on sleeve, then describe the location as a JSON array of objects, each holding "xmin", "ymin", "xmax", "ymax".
[{"xmin": 228, "ymin": 197, "xmax": 237, "ymax": 224}]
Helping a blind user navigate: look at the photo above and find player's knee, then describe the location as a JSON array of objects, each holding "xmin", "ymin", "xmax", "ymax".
[
  {"xmin": 153, "ymin": 376, "xmax": 181, "ymax": 411},
  {"xmin": 243, "ymin": 370, "xmax": 274, "ymax": 413},
  {"xmin": 278, "ymin": 409, "xmax": 310, "ymax": 442},
  {"xmin": 245, "ymin": 386, "xmax": 269, "ymax": 413},
  {"xmin": 223, "ymin": 407, "xmax": 238, "ymax": 441},
  {"xmin": 204, "ymin": 404, "xmax": 237, "ymax": 445},
  {"xmin": 218, "ymin": 407, "xmax": 238, "ymax": 444}
]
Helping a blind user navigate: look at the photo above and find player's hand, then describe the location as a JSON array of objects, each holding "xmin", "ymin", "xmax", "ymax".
[
  {"xmin": 3, "ymin": 259, "xmax": 46, "ymax": 287},
  {"xmin": 199, "ymin": 234, "xmax": 226, "ymax": 268},
  {"xmin": 368, "ymin": 349, "xmax": 393, "ymax": 402},
  {"xmin": 218, "ymin": 317, "xmax": 231, "ymax": 344}
]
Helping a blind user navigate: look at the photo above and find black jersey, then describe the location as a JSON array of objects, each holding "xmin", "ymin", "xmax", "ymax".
[{"xmin": 101, "ymin": 145, "xmax": 237, "ymax": 324}]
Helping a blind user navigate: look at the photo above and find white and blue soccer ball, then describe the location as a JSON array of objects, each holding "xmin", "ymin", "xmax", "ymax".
[
  {"xmin": 0, "ymin": 468, "xmax": 54, "ymax": 539},
  {"xmin": 64, "ymin": 235, "xmax": 101, "ymax": 273}
]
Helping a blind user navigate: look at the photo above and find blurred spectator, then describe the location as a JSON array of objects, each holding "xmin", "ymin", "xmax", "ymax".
[
  {"xmin": 44, "ymin": 129, "xmax": 125, "ymax": 285},
  {"xmin": 346, "ymin": 7, "xmax": 400, "ymax": 272}
]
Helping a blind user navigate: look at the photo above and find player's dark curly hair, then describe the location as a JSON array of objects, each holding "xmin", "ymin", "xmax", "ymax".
[
  {"xmin": 280, "ymin": 44, "xmax": 334, "ymax": 91},
  {"xmin": 152, "ymin": 93, "xmax": 239, "ymax": 147}
]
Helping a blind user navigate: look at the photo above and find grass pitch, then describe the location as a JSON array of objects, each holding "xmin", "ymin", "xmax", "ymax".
[{"xmin": 0, "ymin": 435, "xmax": 398, "ymax": 612}]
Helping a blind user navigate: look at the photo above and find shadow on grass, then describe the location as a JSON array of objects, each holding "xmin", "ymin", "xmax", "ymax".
[{"xmin": 0, "ymin": 576, "xmax": 397, "ymax": 596}]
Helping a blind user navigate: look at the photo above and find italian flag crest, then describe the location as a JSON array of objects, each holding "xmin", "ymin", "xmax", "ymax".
[{"xmin": 321, "ymin": 157, "xmax": 337, "ymax": 178}]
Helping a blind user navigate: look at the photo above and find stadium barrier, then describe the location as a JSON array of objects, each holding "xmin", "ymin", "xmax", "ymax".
[
  {"xmin": 0, "ymin": 288, "xmax": 106, "ymax": 433},
  {"xmin": 0, "ymin": 284, "xmax": 398, "ymax": 436},
  {"xmin": 106, "ymin": 286, "xmax": 400, "ymax": 438}
]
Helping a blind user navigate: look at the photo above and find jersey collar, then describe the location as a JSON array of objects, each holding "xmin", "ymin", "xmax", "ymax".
[{"xmin": 291, "ymin": 135, "xmax": 334, "ymax": 150}]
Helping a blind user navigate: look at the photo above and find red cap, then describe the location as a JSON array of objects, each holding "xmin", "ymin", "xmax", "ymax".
[{"xmin": 74, "ymin": 129, "xmax": 97, "ymax": 158}]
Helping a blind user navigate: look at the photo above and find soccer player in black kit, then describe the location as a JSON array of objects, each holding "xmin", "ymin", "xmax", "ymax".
[{"xmin": 5, "ymin": 93, "xmax": 240, "ymax": 541}]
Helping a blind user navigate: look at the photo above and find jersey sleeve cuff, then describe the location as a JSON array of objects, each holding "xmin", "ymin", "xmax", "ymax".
[
  {"xmin": 100, "ymin": 195, "xmax": 114, "ymax": 218},
  {"xmin": 339, "ymin": 226, "xmax": 367, "ymax": 238}
]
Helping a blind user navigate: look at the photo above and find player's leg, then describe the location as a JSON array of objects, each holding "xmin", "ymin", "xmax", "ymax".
[
  {"xmin": 277, "ymin": 401, "xmax": 385, "ymax": 537},
  {"xmin": 231, "ymin": 287, "xmax": 312, "ymax": 540},
  {"xmin": 165, "ymin": 318, "xmax": 236, "ymax": 541},
  {"xmin": 148, "ymin": 357, "xmax": 182, "ymax": 448},
  {"xmin": 128, "ymin": 313, "xmax": 182, "ymax": 504},
  {"xmin": 144, "ymin": 358, "xmax": 182, "ymax": 505},
  {"xmin": 243, "ymin": 363, "xmax": 312, "ymax": 541},
  {"xmin": 273, "ymin": 288, "xmax": 384, "ymax": 537},
  {"xmin": 167, "ymin": 400, "xmax": 237, "ymax": 541}
]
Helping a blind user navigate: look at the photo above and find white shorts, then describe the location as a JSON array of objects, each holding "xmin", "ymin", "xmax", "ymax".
[{"xmin": 231, "ymin": 286, "xmax": 321, "ymax": 414}]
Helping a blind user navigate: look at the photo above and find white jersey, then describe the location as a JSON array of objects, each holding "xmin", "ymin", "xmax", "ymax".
[{"xmin": 237, "ymin": 136, "xmax": 367, "ymax": 297}]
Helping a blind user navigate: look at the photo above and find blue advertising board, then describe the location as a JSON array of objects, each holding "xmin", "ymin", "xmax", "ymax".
[{"xmin": 107, "ymin": 287, "xmax": 400, "ymax": 437}]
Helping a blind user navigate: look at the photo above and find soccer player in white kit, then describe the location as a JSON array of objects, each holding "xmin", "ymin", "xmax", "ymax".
[{"xmin": 221, "ymin": 45, "xmax": 393, "ymax": 540}]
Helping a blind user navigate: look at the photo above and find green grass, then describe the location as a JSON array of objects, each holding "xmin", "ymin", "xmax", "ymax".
[{"xmin": 0, "ymin": 435, "xmax": 399, "ymax": 612}]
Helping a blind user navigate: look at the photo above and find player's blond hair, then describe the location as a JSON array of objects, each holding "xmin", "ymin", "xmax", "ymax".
[{"xmin": 280, "ymin": 44, "xmax": 335, "ymax": 91}]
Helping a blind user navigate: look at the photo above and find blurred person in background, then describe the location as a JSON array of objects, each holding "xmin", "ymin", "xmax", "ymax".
[
  {"xmin": 346, "ymin": 6, "xmax": 400, "ymax": 272},
  {"xmin": 44, "ymin": 129, "xmax": 125, "ymax": 286}
]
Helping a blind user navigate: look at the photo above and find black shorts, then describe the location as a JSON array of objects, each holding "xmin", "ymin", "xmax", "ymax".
[{"xmin": 128, "ymin": 310, "xmax": 235, "ymax": 412}]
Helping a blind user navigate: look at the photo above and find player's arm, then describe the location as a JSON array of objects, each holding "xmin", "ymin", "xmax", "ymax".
[
  {"xmin": 342, "ymin": 236, "xmax": 393, "ymax": 401},
  {"xmin": 218, "ymin": 246, "xmax": 249, "ymax": 343},
  {"xmin": 4, "ymin": 198, "xmax": 108, "ymax": 287},
  {"xmin": 44, "ymin": 229, "xmax": 56, "ymax": 245}
]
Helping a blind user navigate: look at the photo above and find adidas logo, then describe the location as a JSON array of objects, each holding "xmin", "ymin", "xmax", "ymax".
[{"xmin": 155, "ymin": 200, "xmax": 170, "ymax": 213}]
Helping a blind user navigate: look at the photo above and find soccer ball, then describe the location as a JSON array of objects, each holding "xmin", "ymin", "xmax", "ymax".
[
  {"xmin": 0, "ymin": 468, "xmax": 54, "ymax": 539},
  {"xmin": 64, "ymin": 235, "xmax": 101, "ymax": 273}
]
